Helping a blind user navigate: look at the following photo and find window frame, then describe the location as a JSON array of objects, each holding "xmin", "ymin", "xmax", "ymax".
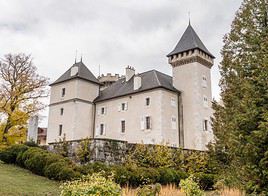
[
  {"xmin": 61, "ymin": 88, "xmax": 66, "ymax": 97},
  {"xmin": 59, "ymin": 124, "xmax": 63, "ymax": 136},
  {"xmin": 203, "ymin": 120, "xmax": 208, "ymax": 131},
  {"xmin": 100, "ymin": 123, "xmax": 105, "ymax": 135},
  {"xmin": 145, "ymin": 97, "xmax": 150, "ymax": 106},
  {"xmin": 145, "ymin": 116, "xmax": 151, "ymax": 130},
  {"xmin": 121, "ymin": 120, "xmax": 126, "ymax": 133}
]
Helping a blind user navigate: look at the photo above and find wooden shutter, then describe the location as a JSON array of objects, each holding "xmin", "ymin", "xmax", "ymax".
[{"xmin": 140, "ymin": 116, "xmax": 145, "ymax": 130}]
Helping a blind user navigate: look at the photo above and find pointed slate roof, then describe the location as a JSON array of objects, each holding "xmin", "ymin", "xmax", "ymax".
[
  {"xmin": 167, "ymin": 24, "xmax": 215, "ymax": 58},
  {"xmin": 95, "ymin": 70, "xmax": 179, "ymax": 102},
  {"xmin": 50, "ymin": 61, "xmax": 100, "ymax": 86}
]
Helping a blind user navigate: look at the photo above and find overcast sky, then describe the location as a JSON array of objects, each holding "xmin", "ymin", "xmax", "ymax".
[{"xmin": 0, "ymin": 0, "xmax": 243, "ymax": 126}]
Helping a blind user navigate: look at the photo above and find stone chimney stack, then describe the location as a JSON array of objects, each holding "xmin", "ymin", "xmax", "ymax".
[
  {"xmin": 125, "ymin": 66, "xmax": 135, "ymax": 82},
  {"xmin": 134, "ymin": 75, "xmax": 141, "ymax": 90}
]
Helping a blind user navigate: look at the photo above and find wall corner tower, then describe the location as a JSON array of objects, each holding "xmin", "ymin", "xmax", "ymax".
[{"xmin": 168, "ymin": 23, "xmax": 215, "ymax": 150}]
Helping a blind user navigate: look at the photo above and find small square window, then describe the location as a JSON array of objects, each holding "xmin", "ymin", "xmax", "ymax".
[
  {"xmin": 60, "ymin": 108, "xmax": 64, "ymax": 115},
  {"xmin": 121, "ymin": 120, "xmax": 125, "ymax": 133},
  {"xmin": 59, "ymin": 124, "xmax": 63, "ymax": 136},
  {"xmin": 145, "ymin": 116, "xmax": 151, "ymax": 129},
  {"xmin": 61, "ymin": 88, "xmax": 66, "ymax": 97},
  {"xmin": 146, "ymin": 98, "xmax": 150, "ymax": 106}
]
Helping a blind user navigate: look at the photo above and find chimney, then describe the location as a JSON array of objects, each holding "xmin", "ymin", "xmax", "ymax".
[
  {"xmin": 125, "ymin": 66, "xmax": 135, "ymax": 82},
  {"xmin": 134, "ymin": 75, "xmax": 141, "ymax": 90}
]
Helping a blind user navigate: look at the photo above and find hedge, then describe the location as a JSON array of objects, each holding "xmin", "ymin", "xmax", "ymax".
[{"xmin": 0, "ymin": 144, "xmax": 215, "ymax": 189}]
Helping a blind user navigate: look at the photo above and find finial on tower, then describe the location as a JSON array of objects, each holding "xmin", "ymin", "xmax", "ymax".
[
  {"xmin": 75, "ymin": 50, "xmax": 78, "ymax": 63},
  {"xmin": 80, "ymin": 53, "xmax": 83, "ymax": 62},
  {"xmin": 188, "ymin": 11, "xmax": 191, "ymax": 25}
]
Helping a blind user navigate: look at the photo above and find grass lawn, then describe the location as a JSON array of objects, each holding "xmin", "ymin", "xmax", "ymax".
[{"xmin": 0, "ymin": 162, "xmax": 60, "ymax": 196}]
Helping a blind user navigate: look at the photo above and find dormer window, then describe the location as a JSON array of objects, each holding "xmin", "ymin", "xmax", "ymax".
[{"xmin": 70, "ymin": 66, "xmax": 79, "ymax": 76}]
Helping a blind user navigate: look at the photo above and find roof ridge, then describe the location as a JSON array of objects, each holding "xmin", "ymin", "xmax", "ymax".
[{"xmin": 153, "ymin": 70, "xmax": 161, "ymax": 86}]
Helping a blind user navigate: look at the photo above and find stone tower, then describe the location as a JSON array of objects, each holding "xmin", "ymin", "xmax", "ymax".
[
  {"xmin": 46, "ymin": 60, "xmax": 100, "ymax": 144},
  {"xmin": 167, "ymin": 23, "xmax": 215, "ymax": 150}
]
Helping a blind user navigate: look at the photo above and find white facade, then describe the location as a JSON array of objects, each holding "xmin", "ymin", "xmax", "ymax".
[{"xmin": 46, "ymin": 24, "xmax": 215, "ymax": 151}]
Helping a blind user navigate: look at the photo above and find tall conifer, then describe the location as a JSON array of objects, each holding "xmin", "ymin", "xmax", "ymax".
[{"xmin": 211, "ymin": 0, "xmax": 268, "ymax": 193}]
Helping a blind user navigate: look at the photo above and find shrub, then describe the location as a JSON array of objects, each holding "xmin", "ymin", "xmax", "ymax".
[
  {"xmin": 129, "ymin": 167, "xmax": 160, "ymax": 186},
  {"xmin": 157, "ymin": 168, "xmax": 177, "ymax": 185},
  {"xmin": 0, "ymin": 144, "xmax": 29, "ymax": 164},
  {"xmin": 180, "ymin": 176, "xmax": 204, "ymax": 196},
  {"xmin": 193, "ymin": 172, "xmax": 216, "ymax": 190},
  {"xmin": 112, "ymin": 165, "xmax": 132, "ymax": 186},
  {"xmin": 136, "ymin": 183, "xmax": 161, "ymax": 196},
  {"xmin": 76, "ymin": 138, "xmax": 91, "ymax": 164},
  {"xmin": 44, "ymin": 161, "xmax": 80, "ymax": 181},
  {"xmin": 23, "ymin": 148, "xmax": 49, "ymax": 175},
  {"xmin": 60, "ymin": 172, "xmax": 121, "ymax": 196}
]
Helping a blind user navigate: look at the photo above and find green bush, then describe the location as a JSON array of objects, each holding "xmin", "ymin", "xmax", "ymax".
[
  {"xmin": 112, "ymin": 165, "xmax": 132, "ymax": 186},
  {"xmin": 180, "ymin": 176, "xmax": 204, "ymax": 196},
  {"xmin": 193, "ymin": 172, "xmax": 216, "ymax": 190},
  {"xmin": 157, "ymin": 168, "xmax": 177, "ymax": 185},
  {"xmin": 129, "ymin": 167, "xmax": 160, "ymax": 186},
  {"xmin": 60, "ymin": 172, "xmax": 121, "ymax": 196},
  {"xmin": 44, "ymin": 161, "xmax": 80, "ymax": 181},
  {"xmin": 0, "ymin": 144, "xmax": 29, "ymax": 164}
]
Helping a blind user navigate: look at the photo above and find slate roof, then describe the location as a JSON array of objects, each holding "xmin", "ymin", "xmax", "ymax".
[
  {"xmin": 167, "ymin": 24, "xmax": 215, "ymax": 58},
  {"xmin": 50, "ymin": 61, "xmax": 100, "ymax": 86},
  {"xmin": 95, "ymin": 70, "xmax": 179, "ymax": 102}
]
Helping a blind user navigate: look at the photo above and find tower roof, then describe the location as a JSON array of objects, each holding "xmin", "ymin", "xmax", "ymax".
[
  {"xmin": 167, "ymin": 24, "xmax": 215, "ymax": 58},
  {"xmin": 50, "ymin": 61, "xmax": 100, "ymax": 86}
]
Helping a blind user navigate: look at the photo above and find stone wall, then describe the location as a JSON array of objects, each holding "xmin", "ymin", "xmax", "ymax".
[{"xmin": 48, "ymin": 138, "xmax": 128, "ymax": 164}]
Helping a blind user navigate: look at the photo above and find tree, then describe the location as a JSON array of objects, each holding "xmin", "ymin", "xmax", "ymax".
[
  {"xmin": 210, "ymin": 0, "xmax": 268, "ymax": 194},
  {"xmin": 0, "ymin": 54, "xmax": 48, "ymax": 145}
]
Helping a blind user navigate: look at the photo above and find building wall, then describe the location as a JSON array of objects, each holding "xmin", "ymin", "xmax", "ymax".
[
  {"xmin": 94, "ymin": 89, "xmax": 180, "ymax": 147},
  {"xmin": 47, "ymin": 79, "xmax": 99, "ymax": 144},
  {"xmin": 172, "ymin": 61, "xmax": 214, "ymax": 150}
]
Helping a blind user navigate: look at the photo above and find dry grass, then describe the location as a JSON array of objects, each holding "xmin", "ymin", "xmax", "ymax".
[{"xmin": 122, "ymin": 185, "xmax": 245, "ymax": 196}]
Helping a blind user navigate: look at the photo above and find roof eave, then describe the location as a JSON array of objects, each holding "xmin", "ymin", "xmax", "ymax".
[{"xmin": 49, "ymin": 77, "xmax": 101, "ymax": 86}]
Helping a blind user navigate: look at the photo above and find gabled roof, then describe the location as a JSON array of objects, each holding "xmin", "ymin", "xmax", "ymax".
[
  {"xmin": 167, "ymin": 24, "xmax": 214, "ymax": 58},
  {"xmin": 95, "ymin": 70, "xmax": 179, "ymax": 102},
  {"xmin": 50, "ymin": 61, "xmax": 100, "ymax": 86}
]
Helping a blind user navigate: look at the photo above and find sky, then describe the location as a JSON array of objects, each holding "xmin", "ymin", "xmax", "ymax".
[{"xmin": 0, "ymin": 0, "xmax": 243, "ymax": 126}]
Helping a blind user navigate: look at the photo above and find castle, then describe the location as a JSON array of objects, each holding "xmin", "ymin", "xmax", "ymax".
[{"xmin": 47, "ymin": 23, "xmax": 214, "ymax": 151}]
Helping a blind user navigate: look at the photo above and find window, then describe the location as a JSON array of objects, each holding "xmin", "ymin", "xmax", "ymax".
[
  {"xmin": 59, "ymin": 124, "xmax": 63, "ymax": 136},
  {"xmin": 101, "ymin": 107, "xmax": 105, "ymax": 115},
  {"xmin": 61, "ymin": 88, "xmax": 65, "ymax": 97},
  {"xmin": 121, "ymin": 120, "xmax": 125, "ymax": 133},
  {"xmin": 203, "ymin": 96, "xmax": 208, "ymax": 107},
  {"xmin": 145, "ymin": 116, "xmax": 151, "ymax": 129},
  {"xmin": 100, "ymin": 124, "xmax": 105, "ymax": 135},
  {"xmin": 171, "ymin": 116, "xmax": 176, "ymax": 129},
  {"xmin": 146, "ymin": 97, "xmax": 150, "ymax": 106},
  {"xmin": 203, "ymin": 120, "xmax": 208, "ymax": 131},
  {"xmin": 60, "ymin": 108, "xmax": 64, "ymax": 115},
  {"xmin": 120, "ymin": 102, "xmax": 128, "ymax": 111},
  {"xmin": 202, "ymin": 75, "xmax": 207, "ymax": 88},
  {"xmin": 171, "ymin": 97, "xmax": 176, "ymax": 107}
]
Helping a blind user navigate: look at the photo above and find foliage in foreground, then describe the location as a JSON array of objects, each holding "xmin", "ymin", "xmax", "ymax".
[
  {"xmin": 180, "ymin": 176, "xmax": 204, "ymax": 196},
  {"xmin": 210, "ymin": 0, "xmax": 268, "ymax": 194},
  {"xmin": 60, "ymin": 172, "xmax": 121, "ymax": 196}
]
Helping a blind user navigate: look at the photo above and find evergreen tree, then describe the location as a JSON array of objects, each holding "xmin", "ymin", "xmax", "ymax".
[{"xmin": 211, "ymin": 0, "xmax": 268, "ymax": 194}]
